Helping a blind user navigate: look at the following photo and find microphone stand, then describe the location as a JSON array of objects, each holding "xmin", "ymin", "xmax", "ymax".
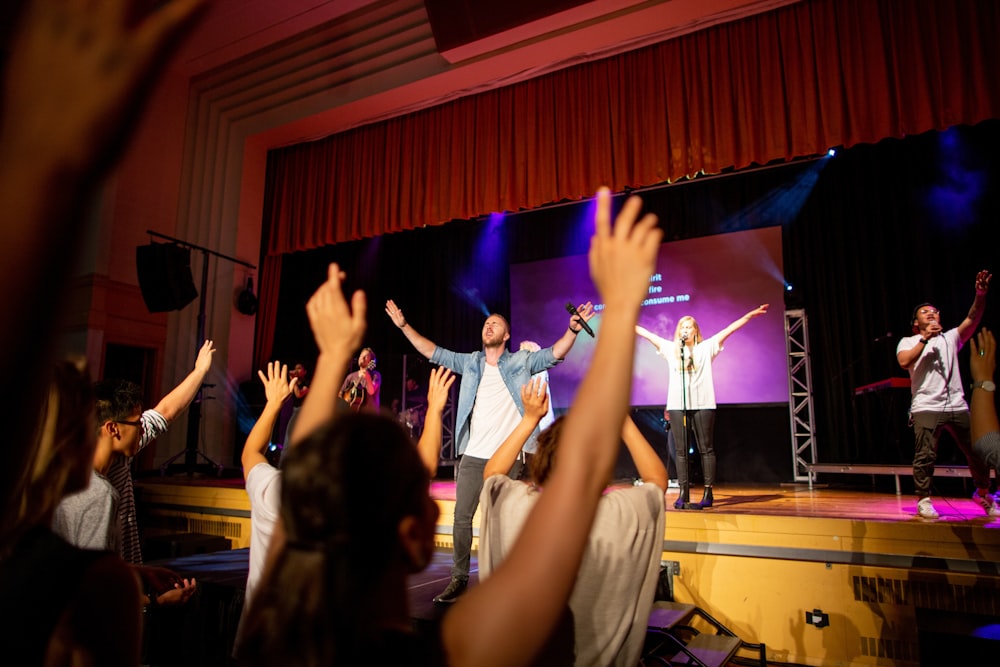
[{"xmin": 677, "ymin": 339, "xmax": 702, "ymax": 510}]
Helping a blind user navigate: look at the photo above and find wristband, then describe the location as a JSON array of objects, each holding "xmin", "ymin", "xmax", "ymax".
[
  {"xmin": 919, "ymin": 338, "xmax": 930, "ymax": 345},
  {"xmin": 568, "ymin": 326, "xmax": 581, "ymax": 335}
]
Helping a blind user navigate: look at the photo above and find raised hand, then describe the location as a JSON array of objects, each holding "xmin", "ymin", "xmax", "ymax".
[
  {"xmin": 385, "ymin": 299, "xmax": 407, "ymax": 328},
  {"xmin": 970, "ymin": 328, "xmax": 996, "ymax": 382},
  {"xmin": 520, "ymin": 377, "xmax": 550, "ymax": 421},
  {"xmin": 257, "ymin": 361, "xmax": 297, "ymax": 405},
  {"xmin": 975, "ymin": 270, "xmax": 992, "ymax": 295},
  {"xmin": 426, "ymin": 366, "xmax": 456, "ymax": 415},
  {"xmin": 589, "ymin": 188, "xmax": 661, "ymax": 309},
  {"xmin": 194, "ymin": 339, "xmax": 216, "ymax": 374},
  {"xmin": 1, "ymin": 0, "xmax": 208, "ymax": 176},
  {"xmin": 306, "ymin": 263, "xmax": 367, "ymax": 360},
  {"xmin": 567, "ymin": 302, "xmax": 595, "ymax": 330}
]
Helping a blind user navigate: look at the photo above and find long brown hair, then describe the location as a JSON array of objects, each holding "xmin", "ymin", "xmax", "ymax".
[
  {"xmin": 528, "ymin": 416, "xmax": 566, "ymax": 486},
  {"xmin": 239, "ymin": 413, "xmax": 430, "ymax": 666},
  {"xmin": 1, "ymin": 358, "xmax": 94, "ymax": 555}
]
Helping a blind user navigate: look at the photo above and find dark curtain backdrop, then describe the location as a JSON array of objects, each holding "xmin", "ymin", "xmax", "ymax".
[{"xmin": 268, "ymin": 120, "xmax": 1000, "ymax": 475}]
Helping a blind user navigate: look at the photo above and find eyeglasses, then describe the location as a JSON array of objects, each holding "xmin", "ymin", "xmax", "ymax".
[
  {"xmin": 918, "ymin": 308, "xmax": 939, "ymax": 315},
  {"xmin": 117, "ymin": 418, "xmax": 144, "ymax": 436}
]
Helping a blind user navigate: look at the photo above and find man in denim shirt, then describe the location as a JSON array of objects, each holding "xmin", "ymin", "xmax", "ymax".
[{"xmin": 385, "ymin": 300, "xmax": 594, "ymax": 602}]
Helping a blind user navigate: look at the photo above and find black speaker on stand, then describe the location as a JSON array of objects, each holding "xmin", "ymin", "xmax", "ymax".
[
  {"xmin": 136, "ymin": 243, "xmax": 198, "ymax": 313},
  {"xmin": 138, "ymin": 231, "xmax": 256, "ymax": 477}
]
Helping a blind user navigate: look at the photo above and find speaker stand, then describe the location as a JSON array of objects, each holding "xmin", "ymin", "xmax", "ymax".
[{"xmin": 144, "ymin": 231, "xmax": 255, "ymax": 477}]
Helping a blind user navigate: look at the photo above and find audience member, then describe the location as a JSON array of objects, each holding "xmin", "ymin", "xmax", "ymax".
[
  {"xmin": 241, "ymin": 361, "xmax": 297, "ymax": 614},
  {"xmin": 480, "ymin": 380, "xmax": 667, "ymax": 666},
  {"xmin": 0, "ymin": 358, "xmax": 142, "ymax": 666},
  {"xmin": 517, "ymin": 342, "xmax": 557, "ymax": 431},
  {"xmin": 98, "ymin": 339, "xmax": 216, "ymax": 566},
  {"xmin": 239, "ymin": 186, "xmax": 660, "ymax": 666},
  {"xmin": 969, "ymin": 328, "xmax": 999, "ymax": 481}
]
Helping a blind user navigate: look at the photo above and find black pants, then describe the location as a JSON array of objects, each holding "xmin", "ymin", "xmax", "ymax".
[{"xmin": 668, "ymin": 409, "xmax": 716, "ymax": 487}]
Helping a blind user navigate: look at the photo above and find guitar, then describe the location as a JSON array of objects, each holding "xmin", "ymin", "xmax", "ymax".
[{"xmin": 343, "ymin": 359, "xmax": 376, "ymax": 411}]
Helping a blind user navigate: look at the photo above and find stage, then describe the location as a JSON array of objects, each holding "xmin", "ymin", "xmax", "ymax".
[{"xmin": 135, "ymin": 477, "xmax": 1000, "ymax": 666}]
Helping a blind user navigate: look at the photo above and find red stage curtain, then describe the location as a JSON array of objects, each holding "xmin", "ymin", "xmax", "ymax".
[
  {"xmin": 253, "ymin": 254, "xmax": 282, "ymax": 369},
  {"xmin": 262, "ymin": 0, "xmax": 1000, "ymax": 259}
]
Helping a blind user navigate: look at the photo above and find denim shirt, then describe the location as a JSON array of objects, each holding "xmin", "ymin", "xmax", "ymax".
[{"xmin": 431, "ymin": 346, "xmax": 561, "ymax": 455}]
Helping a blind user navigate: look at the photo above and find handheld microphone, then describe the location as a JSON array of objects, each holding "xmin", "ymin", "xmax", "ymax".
[{"xmin": 565, "ymin": 302, "xmax": 595, "ymax": 338}]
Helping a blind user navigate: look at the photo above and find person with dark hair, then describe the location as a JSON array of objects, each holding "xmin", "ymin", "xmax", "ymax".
[
  {"xmin": 635, "ymin": 305, "xmax": 768, "ymax": 509},
  {"xmin": 384, "ymin": 301, "xmax": 594, "ymax": 603},
  {"xmin": 969, "ymin": 328, "xmax": 999, "ymax": 479},
  {"xmin": 241, "ymin": 186, "xmax": 661, "ymax": 666},
  {"xmin": 897, "ymin": 270, "xmax": 995, "ymax": 519},
  {"xmin": 480, "ymin": 381, "xmax": 667, "ymax": 666},
  {"xmin": 339, "ymin": 347, "xmax": 381, "ymax": 411},
  {"xmin": 0, "ymin": 358, "xmax": 143, "ymax": 667},
  {"xmin": 95, "ymin": 339, "xmax": 216, "ymax": 566}
]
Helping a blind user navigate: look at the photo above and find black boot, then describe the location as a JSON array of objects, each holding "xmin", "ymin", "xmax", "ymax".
[
  {"xmin": 433, "ymin": 577, "xmax": 468, "ymax": 603},
  {"xmin": 674, "ymin": 484, "xmax": 690, "ymax": 510},
  {"xmin": 699, "ymin": 486, "xmax": 714, "ymax": 508}
]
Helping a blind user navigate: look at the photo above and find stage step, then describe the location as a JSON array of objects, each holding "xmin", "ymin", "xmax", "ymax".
[
  {"xmin": 648, "ymin": 601, "xmax": 696, "ymax": 630},
  {"xmin": 644, "ymin": 601, "xmax": 766, "ymax": 667},
  {"xmin": 672, "ymin": 633, "xmax": 741, "ymax": 666}
]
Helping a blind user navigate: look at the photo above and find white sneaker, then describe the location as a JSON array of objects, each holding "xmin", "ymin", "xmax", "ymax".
[
  {"xmin": 972, "ymin": 490, "xmax": 1000, "ymax": 517},
  {"xmin": 668, "ymin": 479, "xmax": 680, "ymax": 489},
  {"xmin": 917, "ymin": 497, "xmax": 939, "ymax": 519}
]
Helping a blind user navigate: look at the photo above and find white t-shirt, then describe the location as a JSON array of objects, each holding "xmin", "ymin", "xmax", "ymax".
[
  {"xmin": 896, "ymin": 328, "xmax": 968, "ymax": 413},
  {"xmin": 479, "ymin": 476, "xmax": 666, "ymax": 667},
  {"xmin": 244, "ymin": 461, "xmax": 281, "ymax": 606},
  {"xmin": 646, "ymin": 333, "xmax": 723, "ymax": 410},
  {"xmin": 465, "ymin": 363, "xmax": 523, "ymax": 459}
]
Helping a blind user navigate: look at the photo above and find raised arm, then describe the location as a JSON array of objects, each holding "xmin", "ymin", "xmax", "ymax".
[
  {"xmin": 957, "ymin": 271, "xmax": 991, "ymax": 344},
  {"xmin": 551, "ymin": 302, "xmax": 595, "ymax": 359},
  {"xmin": 442, "ymin": 188, "xmax": 661, "ymax": 667},
  {"xmin": 483, "ymin": 378, "xmax": 550, "ymax": 480},
  {"xmin": 969, "ymin": 328, "xmax": 999, "ymax": 444},
  {"xmin": 621, "ymin": 415, "xmax": 668, "ymax": 491},
  {"xmin": 152, "ymin": 339, "xmax": 216, "ymax": 422},
  {"xmin": 291, "ymin": 264, "xmax": 366, "ymax": 444},
  {"xmin": 386, "ymin": 300, "xmax": 438, "ymax": 359},
  {"xmin": 635, "ymin": 325, "xmax": 666, "ymax": 353},
  {"xmin": 715, "ymin": 304, "xmax": 769, "ymax": 347},
  {"xmin": 416, "ymin": 366, "xmax": 456, "ymax": 476},
  {"xmin": 241, "ymin": 361, "xmax": 297, "ymax": 479}
]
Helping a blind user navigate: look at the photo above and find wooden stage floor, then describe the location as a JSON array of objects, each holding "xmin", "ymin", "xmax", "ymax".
[{"xmin": 432, "ymin": 478, "xmax": 1000, "ymax": 523}]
